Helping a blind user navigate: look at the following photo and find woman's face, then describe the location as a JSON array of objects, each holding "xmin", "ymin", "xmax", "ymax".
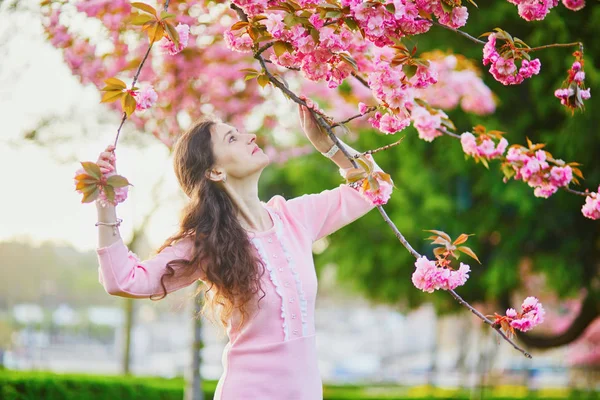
[{"xmin": 209, "ymin": 122, "xmax": 270, "ymax": 180}]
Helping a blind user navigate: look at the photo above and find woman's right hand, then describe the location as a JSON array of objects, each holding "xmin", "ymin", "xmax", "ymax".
[{"xmin": 97, "ymin": 144, "xmax": 117, "ymax": 174}]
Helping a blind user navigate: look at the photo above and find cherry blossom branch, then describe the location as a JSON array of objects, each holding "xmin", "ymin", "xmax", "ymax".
[
  {"xmin": 375, "ymin": 205, "xmax": 532, "ymax": 357},
  {"xmin": 435, "ymin": 127, "xmax": 593, "ymax": 198},
  {"xmin": 427, "ymin": 18, "xmax": 583, "ymax": 56},
  {"xmin": 114, "ymin": 42, "xmax": 155, "ymax": 148},
  {"xmin": 447, "ymin": 289, "xmax": 532, "ymax": 358}
]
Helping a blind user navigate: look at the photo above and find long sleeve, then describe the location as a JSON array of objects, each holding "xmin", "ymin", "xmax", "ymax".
[
  {"xmin": 96, "ymin": 236, "xmax": 203, "ymax": 299},
  {"xmin": 281, "ymin": 156, "xmax": 391, "ymax": 242},
  {"xmin": 284, "ymin": 184, "xmax": 376, "ymax": 242}
]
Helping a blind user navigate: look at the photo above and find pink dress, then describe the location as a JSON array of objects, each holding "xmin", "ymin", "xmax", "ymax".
[{"xmin": 96, "ymin": 176, "xmax": 384, "ymax": 399}]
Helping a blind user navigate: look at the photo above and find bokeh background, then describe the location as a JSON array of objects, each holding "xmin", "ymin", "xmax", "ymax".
[{"xmin": 0, "ymin": 0, "xmax": 599, "ymax": 399}]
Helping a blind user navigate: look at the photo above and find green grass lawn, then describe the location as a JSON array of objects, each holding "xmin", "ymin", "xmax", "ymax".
[{"xmin": 0, "ymin": 369, "xmax": 597, "ymax": 400}]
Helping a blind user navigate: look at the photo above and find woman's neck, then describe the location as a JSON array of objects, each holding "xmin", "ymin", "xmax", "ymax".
[{"xmin": 222, "ymin": 174, "xmax": 272, "ymax": 232}]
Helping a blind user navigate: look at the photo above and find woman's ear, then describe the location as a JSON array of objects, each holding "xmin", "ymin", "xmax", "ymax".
[{"xmin": 206, "ymin": 168, "xmax": 226, "ymax": 183}]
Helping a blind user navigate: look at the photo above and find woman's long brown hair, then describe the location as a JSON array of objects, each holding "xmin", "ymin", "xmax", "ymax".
[{"xmin": 151, "ymin": 117, "xmax": 266, "ymax": 330}]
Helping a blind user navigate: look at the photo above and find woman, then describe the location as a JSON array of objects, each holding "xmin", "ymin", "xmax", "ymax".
[{"xmin": 94, "ymin": 103, "xmax": 391, "ymax": 399}]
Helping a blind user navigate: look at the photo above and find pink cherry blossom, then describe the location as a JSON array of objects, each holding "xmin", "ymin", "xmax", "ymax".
[
  {"xmin": 134, "ymin": 85, "xmax": 158, "ymax": 111},
  {"xmin": 263, "ymin": 13, "xmax": 285, "ymax": 39},
  {"xmin": 361, "ymin": 179, "xmax": 394, "ymax": 206},
  {"xmin": 549, "ymin": 165, "xmax": 573, "ymax": 187},
  {"xmin": 460, "ymin": 132, "xmax": 508, "ymax": 159},
  {"xmin": 411, "ymin": 256, "xmax": 470, "ymax": 293},
  {"xmin": 562, "ymin": 0, "xmax": 585, "ymax": 10},
  {"xmin": 581, "ymin": 186, "xmax": 600, "ymax": 220},
  {"xmin": 412, "ymin": 256, "xmax": 442, "ymax": 293},
  {"xmin": 410, "ymin": 106, "xmax": 445, "ymax": 142},
  {"xmin": 159, "ymin": 23, "xmax": 190, "ymax": 55},
  {"xmin": 482, "ymin": 33, "xmax": 541, "ymax": 85}
]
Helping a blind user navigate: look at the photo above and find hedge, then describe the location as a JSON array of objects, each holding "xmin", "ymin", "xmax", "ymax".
[{"xmin": 0, "ymin": 370, "xmax": 597, "ymax": 400}]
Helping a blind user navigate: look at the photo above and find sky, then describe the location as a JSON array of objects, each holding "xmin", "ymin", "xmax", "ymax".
[{"xmin": 0, "ymin": 2, "xmax": 190, "ymax": 253}]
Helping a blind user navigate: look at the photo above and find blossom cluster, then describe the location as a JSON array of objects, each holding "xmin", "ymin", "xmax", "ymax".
[
  {"xmin": 411, "ymin": 256, "xmax": 471, "ymax": 293},
  {"xmin": 410, "ymin": 106, "xmax": 447, "ymax": 142},
  {"xmin": 418, "ymin": 52, "xmax": 496, "ymax": 116},
  {"xmin": 581, "ymin": 185, "xmax": 600, "ymax": 220},
  {"xmin": 461, "ymin": 132, "xmax": 509, "ymax": 160},
  {"xmin": 159, "ymin": 23, "xmax": 190, "ymax": 55},
  {"xmin": 554, "ymin": 60, "xmax": 591, "ymax": 111},
  {"xmin": 483, "ymin": 33, "xmax": 541, "ymax": 85},
  {"xmin": 73, "ymin": 168, "xmax": 129, "ymax": 207},
  {"xmin": 504, "ymin": 147, "xmax": 573, "ymax": 198},
  {"xmin": 506, "ymin": 0, "xmax": 585, "ymax": 21},
  {"xmin": 133, "ymin": 86, "xmax": 158, "ymax": 111},
  {"xmin": 340, "ymin": 153, "xmax": 394, "ymax": 206},
  {"xmin": 497, "ymin": 296, "xmax": 545, "ymax": 333}
]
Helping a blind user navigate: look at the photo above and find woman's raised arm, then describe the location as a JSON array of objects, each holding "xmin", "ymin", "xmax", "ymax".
[
  {"xmin": 96, "ymin": 235, "xmax": 202, "ymax": 299},
  {"xmin": 94, "ymin": 144, "xmax": 202, "ymax": 298}
]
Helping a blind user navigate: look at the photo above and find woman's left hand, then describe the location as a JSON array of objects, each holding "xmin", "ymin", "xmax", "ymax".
[{"xmin": 298, "ymin": 96, "xmax": 333, "ymax": 152}]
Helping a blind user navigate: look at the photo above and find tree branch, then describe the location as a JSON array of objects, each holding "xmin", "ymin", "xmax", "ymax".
[
  {"xmin": 376, "ymin": 205, "xmax": 532, "ymax": 357},
  {"xmin": 114, "ymin": 42, "xmax": 155, "ymax": 148}
]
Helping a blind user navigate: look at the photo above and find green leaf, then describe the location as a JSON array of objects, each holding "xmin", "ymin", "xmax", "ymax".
[
  {"xmin": 81, "ymin": 161, "xmax": 102, "ymax": 179},
  {"xmin": 131, "ymin": 2, "xmax": 157, "ymax": 16},
  {"xmin": 457, "ymin": 246, "xmax": 481, "ymax": 264},
  {"xmin": 341, "ymin": 18, "xmax": 356, "ymax": 31},
  {"xmin": 103, "ymin": 185, "xmax": 115, "ymax": 203},
  {"xmin": 130, "ymin": 13, "xmax": 155, "ymax": 25},
  {"xmin": 121, "ymin": 93, "xmax": 137, "ymax": 116},
  {"xmin": 106, "ymin": 175, "xmax": 130, "ymax": 188},
  {"xmin": 231, "ymin": 21, "xmax": 249, "ymax": 30},
  {"xmin": 81, "ymin": 187, "xmax": 100, "ymax": 203},
  {"xmin": 273, "ymin": 41, "xmax": 288, "ymax": 57},
  {"xmin": 164, "ymin": 21, "xmax": 180, "ymax": 48},
  {"xmin": 101, "ymin": 90, "xmax": 125, "ymax": 103},
  {"xmin": 257, "ymin": 74, "xmax": 270, "ymax": 88},
  {"xmin": 104, "ymin": 77, "xmax": 127, "ymax": 90},
  {"xmin": 402, "ymin": 64, "xmax": 418, "ymax": 79},
  {"xmin": 160, "ymin": 11, "xmax": 175, "ymax": 20},
  {"xmin": 424, "ymin": 229, "xmax": 452, "ymax": 243}
]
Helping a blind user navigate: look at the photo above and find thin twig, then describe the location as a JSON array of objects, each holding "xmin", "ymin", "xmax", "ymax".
[
  {"xmin": 426, "ymin": 19, "xmax": 486, "ymax": 45},
  {"xmin": 257, "ymin": 42, "xmax": 274, "ymax": 55},
  {"xmin": 356, "ymin": 136, "xmax": 405, "ymax": 158},
  {"xmin": 437, "ymin": 127, "xmax": 462, "ymax": 139},
  {"xmin": 254, "ymin": 53, "xmax": 359, "ymax": 168},
  {"xmin": 351, "ymin": 71, "xmax": 369, "ymax": 88},
  {"xmin": 565, "ymin": 186, "xmax": 591, "ymax": 197},
  {"xmin": 447, "ymin": 290, "xmax": 532, "ymax": 358},
  {"xmin": 113, "ymin": 34, "xmax": 156, "ymax": 148},
  {"xmin": 376, "ymin": 205, "xmax": 421, "ymax": 259},
  {"xmin": 332, "ymin": 107, "xmax": 378, "ymax": 128},
  {"xmin": 525, "ymin": 42, "xmax": 583, "ymax": 53}
]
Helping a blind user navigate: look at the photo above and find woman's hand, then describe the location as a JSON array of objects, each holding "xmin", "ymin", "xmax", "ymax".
[
  {"xmin": 298, "ymin": 96, "xmax": 334, "ymax": 153},
  {"xmin": 96, "ymin": 144, "xmax": 116, "ymax": 174}
]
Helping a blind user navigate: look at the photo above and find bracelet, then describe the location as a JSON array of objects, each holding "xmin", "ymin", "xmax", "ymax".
[
  {"xmin": 321, "ymin": 143, "xmax": 339, "ymax": 158},
  {"xmin": 95, "ymin": 218, "xmax": 123, "ymax": 236}
]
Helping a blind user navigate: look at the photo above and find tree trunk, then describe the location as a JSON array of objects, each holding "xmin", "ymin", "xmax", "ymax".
[
  {"xmin": 185, "ymin": 282, "xmax": 204, "ymax": 400},
  {"xmin": 122, "ymin": 298, "xmax": 134, "ymax": 375}
]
